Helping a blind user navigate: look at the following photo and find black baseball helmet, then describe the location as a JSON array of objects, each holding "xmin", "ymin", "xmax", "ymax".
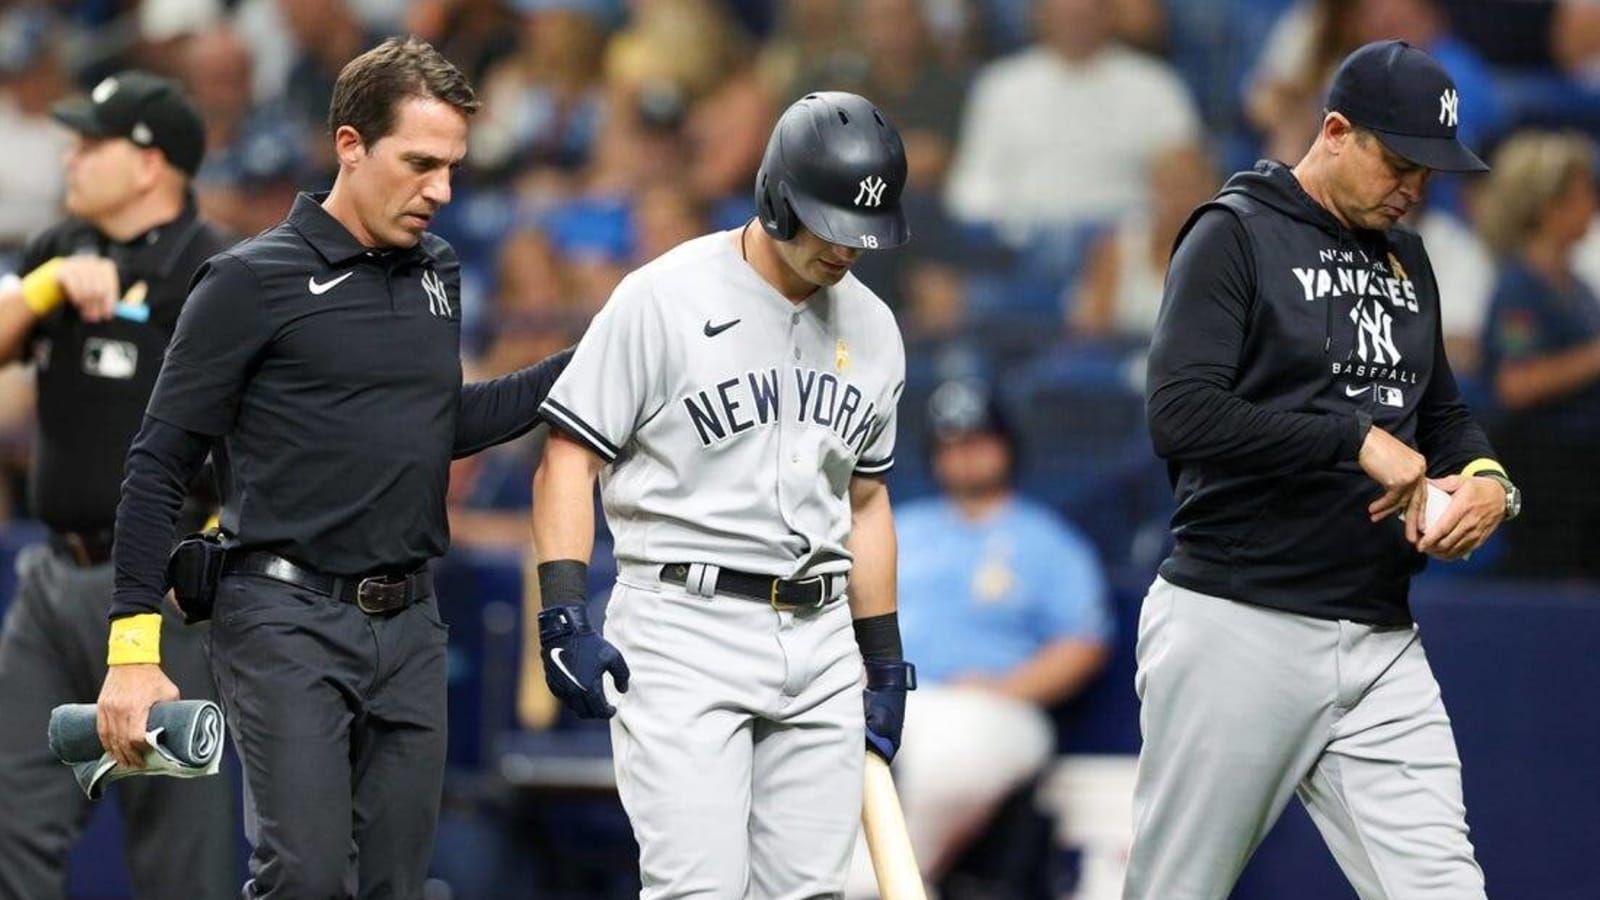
[{"xmin": 754, "ymin": 92, "xmax": 910, "ymax": 250}]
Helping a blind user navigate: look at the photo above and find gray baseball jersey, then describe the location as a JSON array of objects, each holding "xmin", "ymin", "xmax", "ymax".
[{"xmin": 540, "ymin": 229, "xmax": 906, "ymax": 578}]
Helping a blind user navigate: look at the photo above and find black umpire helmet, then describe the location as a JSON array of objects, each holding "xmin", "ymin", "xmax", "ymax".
[{"xmin": 754, "ymin": 92, "xmax": 910, "ymax": 250}]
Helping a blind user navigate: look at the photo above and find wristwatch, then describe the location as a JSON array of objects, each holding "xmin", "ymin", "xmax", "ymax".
[{"xmin": 1474, "ymin": 471, "xmax": 1522, "ymax": 521}]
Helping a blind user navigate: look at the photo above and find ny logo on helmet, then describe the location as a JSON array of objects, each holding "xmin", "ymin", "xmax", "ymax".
[
  {"xmin": 855, "ymin": 175, "xmax": 887, "ymax": 208},
  {"xmin": 1438, "ymin": 89, "xmax": 1458, "ymax": 127}
]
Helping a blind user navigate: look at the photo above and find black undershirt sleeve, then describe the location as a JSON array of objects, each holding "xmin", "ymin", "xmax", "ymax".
[{"xmin": 452, "ymin": 347, "xmax": 574, "ymax": 458}]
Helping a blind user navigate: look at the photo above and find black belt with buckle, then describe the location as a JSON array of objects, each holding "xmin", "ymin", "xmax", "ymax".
[
  {"xmin": 49, "ymin": 529, "xmax": 115, "ymax": 567},
  {"xmin": 660, "ymin": 564, "xmax": 838, "ymax": 609},
  {"xmin": 223, "ymin": 551, "xmax": 430, "ymax": 615}
]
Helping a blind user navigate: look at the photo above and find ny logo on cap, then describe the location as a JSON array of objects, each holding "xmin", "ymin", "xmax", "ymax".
[
  {"xmin": 1438, "ymin": 89, "xmax": 1459, "ymax": 128},
  {"xmin": 854, "ymin": 175, "xmax": 887, "ymax": 208}
]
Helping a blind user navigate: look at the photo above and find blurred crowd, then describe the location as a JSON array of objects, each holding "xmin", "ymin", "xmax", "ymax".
[{"xmin": 3, "ymin": 0, "xmax": 1600, "ymax": 580}]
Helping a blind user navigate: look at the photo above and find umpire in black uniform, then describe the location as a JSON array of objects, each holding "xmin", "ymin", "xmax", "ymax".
[
  {"xmin": 0, "ymin": 72, "xmax": 236, "ymax": 899},
  {"xmin": 97, "ymin": 38, "xmax": 570, "ymax": 899}
]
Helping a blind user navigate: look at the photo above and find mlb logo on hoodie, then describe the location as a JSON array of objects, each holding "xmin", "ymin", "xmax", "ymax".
[{"xmin": 1376, "ymin": 385, "xmax": 1404, "ymax": 408}]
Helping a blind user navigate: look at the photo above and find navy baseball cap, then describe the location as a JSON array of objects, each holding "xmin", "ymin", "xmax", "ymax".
[
  {"xmin": 927, "ymin": 379, "xmax": 1015, "ymax": 445},
  {"xmin": 1328, "ymin": 40, "xmax": 1488, "ymax": 173},
  {"xmin": 52, "ymin": 71, "xmax": 206, "ymax": 175}
]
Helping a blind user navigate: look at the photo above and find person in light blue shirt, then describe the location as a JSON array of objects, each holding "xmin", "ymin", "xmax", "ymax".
[{"xmin": 847, "ymin": 378, "xmax": 1112, "ymax": 895}]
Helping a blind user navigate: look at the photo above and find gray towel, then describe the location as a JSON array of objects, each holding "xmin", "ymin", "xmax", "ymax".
[{"xmin": 48, "ymin": 701, "xmax": 225, "ymax": 799}]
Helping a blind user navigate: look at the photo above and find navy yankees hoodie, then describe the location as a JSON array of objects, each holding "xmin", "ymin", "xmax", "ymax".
[{"xmin": 1145, "ymin": 160, "xmax": 1494, "ymax": 625}]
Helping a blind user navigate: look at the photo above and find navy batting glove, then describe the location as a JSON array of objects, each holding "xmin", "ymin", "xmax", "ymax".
[
  {"xmin": 537, "ymin": 604, "xmax": 630, "ymax": 719},
  {"xmin": 863, "ymin": 659, "xmax": 916, "ymax": 762}
]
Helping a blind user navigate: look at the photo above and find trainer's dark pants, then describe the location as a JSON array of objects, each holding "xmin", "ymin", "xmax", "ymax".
[
  {"xmin": 209, "ymin": 571, "xmax": 449, "ymax": 900},
  {"xmin": 0, "ymin": 544, "xmax": 236, "ymax": 900}
]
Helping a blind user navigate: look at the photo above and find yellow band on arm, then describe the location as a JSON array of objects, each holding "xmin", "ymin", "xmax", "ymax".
[
  {"xmin": 1460, "ymin": 457, "xmax": 1507, "ymax": 478},
  {"xmin": 19, "ymin": 257, "xmax": 66, "ymax": 316},
  {"xmin": 107, "ymin": 613, "xmax": 162, "ymax": 666}
]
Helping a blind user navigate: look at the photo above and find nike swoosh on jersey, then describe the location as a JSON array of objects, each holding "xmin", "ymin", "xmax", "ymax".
[
  {"xmin": 549, "ymin": 647, "xmax": 585, "ymax": 690},
  {"xmin": 308, "ymin": 272, "xmax": 355, "ymax": 295},
  {"xmin": 1345, "ymin": 384, "xmax": 1373, "ymax": 397},
  {"xmin": 703, "ymin": 318, "xmax": 741, "ymax": 337}
]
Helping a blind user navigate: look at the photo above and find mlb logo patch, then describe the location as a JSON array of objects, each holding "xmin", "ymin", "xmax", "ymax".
[
  {"xmin": 82, "ymin": 338, "xmax": 138, "ymax": 380},
  {"xmin": 1376, "ymin": 385, "xmax": 1403, "ymax": 408}
]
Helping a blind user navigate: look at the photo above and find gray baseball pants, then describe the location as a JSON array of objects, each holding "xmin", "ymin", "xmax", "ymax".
[
  {"xmin": 1122, "ymin": 577, "xmax": 1485, "ymax": 900},
  {"xmin": 605, "ymin": 567, "xmax": 864, "ymax": 900}
]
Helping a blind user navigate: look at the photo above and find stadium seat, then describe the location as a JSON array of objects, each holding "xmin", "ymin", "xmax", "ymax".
[
  {"xmin": 964, "ymin": 221, "xmax": 1112, "ymax": 326},
  {"xmin": 1003, "ymin": 343, "xmax": 1172, "ymax": 570}
]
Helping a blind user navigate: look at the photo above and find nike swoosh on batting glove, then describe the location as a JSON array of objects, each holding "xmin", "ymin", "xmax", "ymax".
[
  {"xmin": 863, "ymin": 659, "xmax": 916, "ymax": 762},
  {"xmin": 537, "ymin": 604, "xmax": 630, "ymax": 719}
]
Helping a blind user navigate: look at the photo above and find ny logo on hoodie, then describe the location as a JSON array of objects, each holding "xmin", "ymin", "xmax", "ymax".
[{"xmin": 1351, "ymin": 299, "xmax": 1400, "ymax": 366}]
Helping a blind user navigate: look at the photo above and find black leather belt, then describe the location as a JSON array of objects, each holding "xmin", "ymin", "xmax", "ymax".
[
  {"xmin": 223, "ymin": 551, "xmax": 430, "ymax": 615},
  {"xmin": 50, "ymin": 530, "xmax": 114, "ymax": 567},
  {"xmin": 660, "ymin": 564, "xmax": 840, "ymax": 609}
]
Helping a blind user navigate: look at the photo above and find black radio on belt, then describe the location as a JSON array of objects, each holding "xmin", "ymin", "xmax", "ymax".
[{"xmin": 166, "ymin": 531, "xmax": 227, "ymax": 624}]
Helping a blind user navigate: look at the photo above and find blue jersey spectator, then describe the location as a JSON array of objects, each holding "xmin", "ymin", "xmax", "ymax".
[
  {"xmin": 897, "ymin": 497, "xmax": 1110, "ymax": 684},
  {"xmin": 1482, "ymin": 260, "xmax": 1600, "ymax": 436}
]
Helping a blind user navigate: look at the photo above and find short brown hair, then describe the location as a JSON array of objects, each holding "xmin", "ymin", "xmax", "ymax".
[{"xmin": 327, "ymin": 36, "xmax": 479, "ymax": 144}]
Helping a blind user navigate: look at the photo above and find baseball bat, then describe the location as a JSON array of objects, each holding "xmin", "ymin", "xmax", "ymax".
[{"xmin": 861, "ymin": 752, "xmax": 927, "ymax": 899}]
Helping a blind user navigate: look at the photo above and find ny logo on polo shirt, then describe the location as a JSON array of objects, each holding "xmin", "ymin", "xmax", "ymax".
[{"xmin": 421, "ymin": 269, "xmax": 451, "ymax": 318}]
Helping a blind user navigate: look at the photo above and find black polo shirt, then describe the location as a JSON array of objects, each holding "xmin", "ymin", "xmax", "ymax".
[
  {"xmin": 18, "ymin": 203, "xmax": 231, "ymax": 533},
  {"xmin": 147, "ymin": 193, "xmax": 466, "ymax": 575}
]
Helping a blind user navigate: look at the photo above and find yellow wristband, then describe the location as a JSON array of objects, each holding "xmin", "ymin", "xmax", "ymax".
[
  {"xmin": 1459, "ymin": 457, "xmax": 1507, "ymax": 479},
  {"xmin": 107, "ymin": 613, "xmax": 162, "ymax": 666},
  {"xmin": 19, "ymin": 257, "xmax": 66, "ymax": 316}
]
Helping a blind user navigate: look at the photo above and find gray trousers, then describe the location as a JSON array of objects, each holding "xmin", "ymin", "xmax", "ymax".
[
  {"xmin": 605, "ymin": 576, "xmax": 863, "ymax": 899},
  {"xmin": 209, "ymin": 571, "xmax": 449, "ymax": 900},
  {"xmin": 0, "ymin": 544, "xmax": 236, "ymax": 900},
  {"xmin": 1122, "ymin": 577, "xmax": 1485, "ymax": 900}
]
